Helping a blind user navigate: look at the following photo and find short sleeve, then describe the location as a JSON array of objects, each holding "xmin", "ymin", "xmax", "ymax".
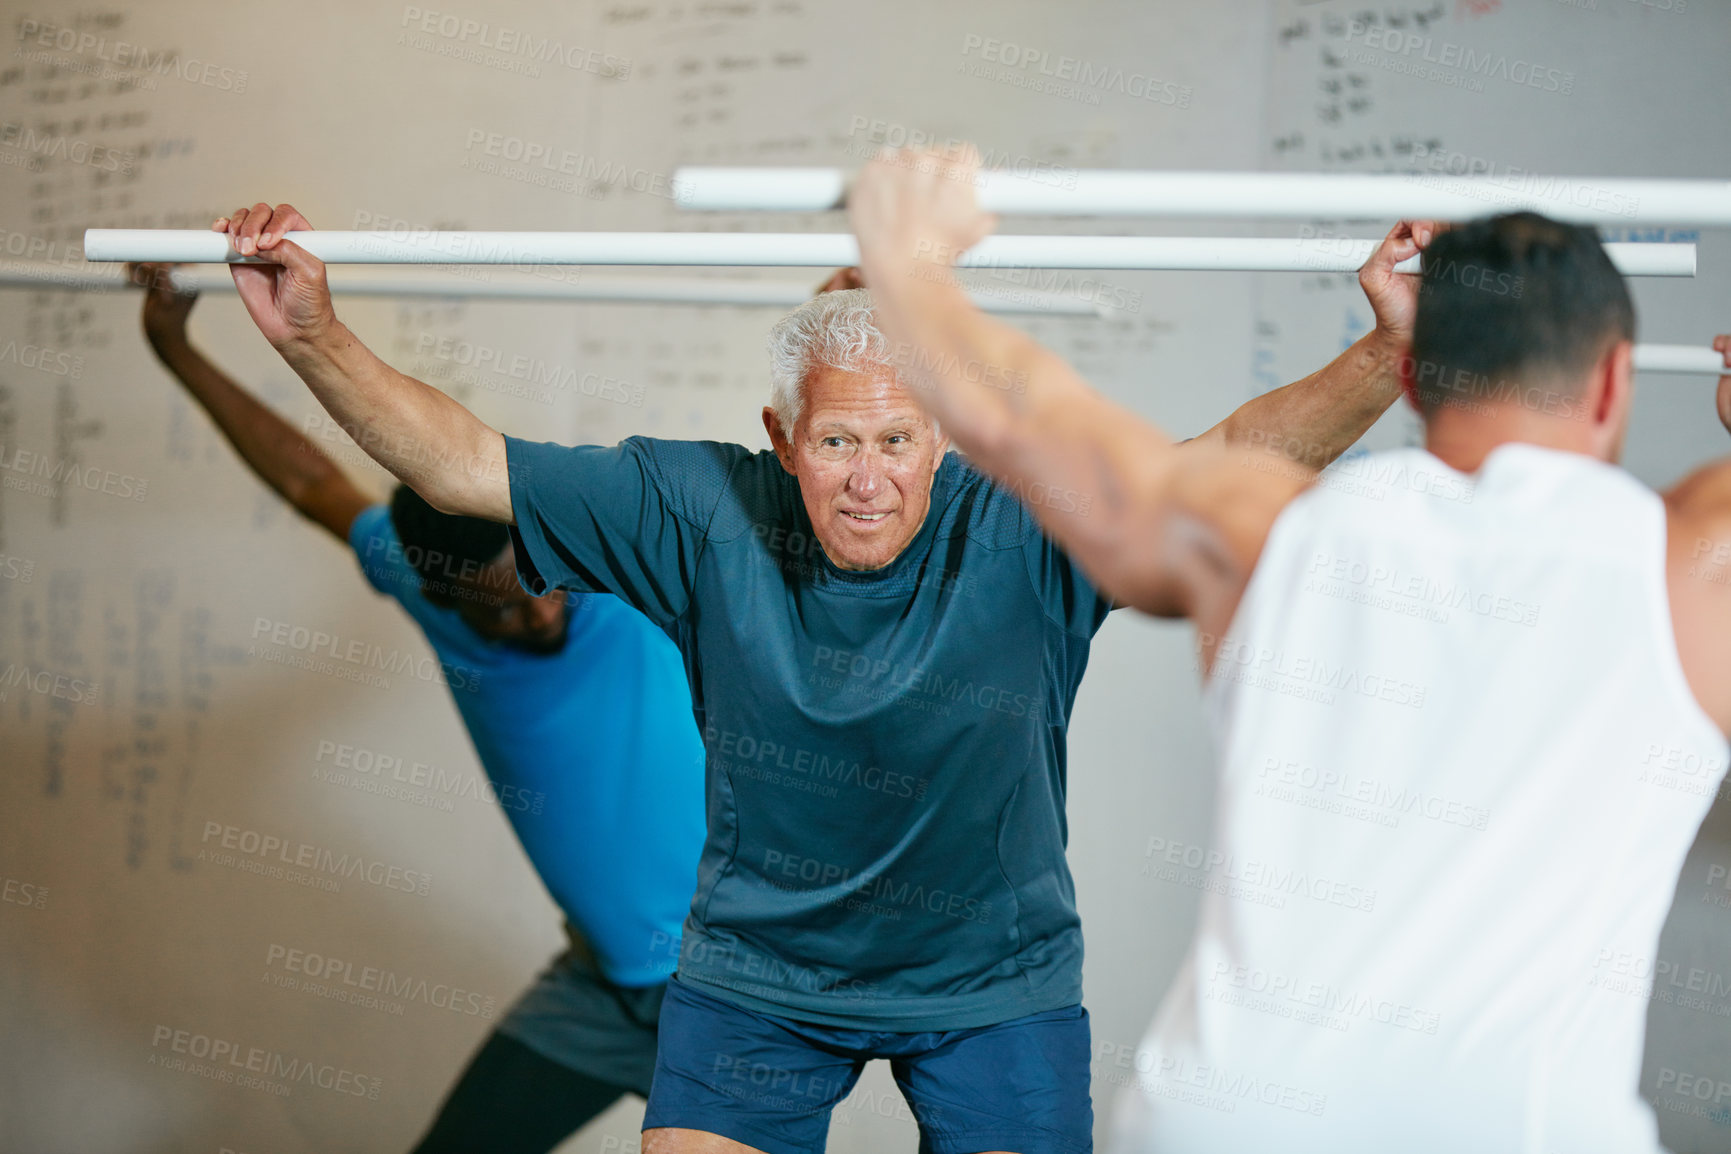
[
  {"xmin": 347, "ymin": 503, "xmax": 420, "ymax": 604},
  {"xmin": 1025, "ymin": 525, "xmax": 1114, "ymax": 639},
  {"xmin": 505, "ymin": 435, "xmax": 739, "ymax": 628}
]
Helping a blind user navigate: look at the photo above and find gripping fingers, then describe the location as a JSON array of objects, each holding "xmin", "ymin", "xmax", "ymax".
[
  {"xmin": 224, "ymin": 206, "xmax": 252, "ymax": 248},
  {"xmin": 214, "ymin": 202, "xmax": 314, "ymax": 257},
  {"xmin": 234, "ymin": 203, "xmax": 275, "ymax": 255},
  {"xmin": 259, "ymin": 204, "xmax": 312, "ymax": 249},
  {"xmin": 1381, "ymin": 221, "xmax": 1419, "ymax": 265}
]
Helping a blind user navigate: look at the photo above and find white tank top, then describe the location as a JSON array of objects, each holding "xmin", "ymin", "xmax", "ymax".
[{"xmin": 1110, "ymin": 444, "xmax": 1728, "ymax": 1154}]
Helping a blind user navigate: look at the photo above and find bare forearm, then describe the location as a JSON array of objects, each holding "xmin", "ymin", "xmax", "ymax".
[
  {"xmin": 866, "ymin": 252, "xmax": 1184, "ymax": 590},
  {"xmin": 276, "ymin": 323, "xmax": 512, "ymax": 522},
  {"xmin": 1195, "ymin": 328, "xmax": 1405, "ymax": 468},
  {"xmin": 848, "ymin": 147, "xmax": 1340, "ymax": 621},
  {"xmin": 148, "ymin": 332, "xmax": 348, "ymax": 506},
  {"xmin": 863, "ymin": 255, "xmax": 1058, "ymax": 462}
]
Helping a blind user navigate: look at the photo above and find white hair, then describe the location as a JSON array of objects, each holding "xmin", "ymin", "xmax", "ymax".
[{"xmin": 765, "ymin": 288, "xmax": 892, "ymax": 431}]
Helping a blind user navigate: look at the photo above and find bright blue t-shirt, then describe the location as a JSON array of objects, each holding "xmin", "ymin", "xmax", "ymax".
[
  {"xmin": 505, "ymin": 438, "xmax": 1112, "ymax": 1031},
  {"xmin": 348, "ymin": 504, "xmax": 707, "ymax": 987}
]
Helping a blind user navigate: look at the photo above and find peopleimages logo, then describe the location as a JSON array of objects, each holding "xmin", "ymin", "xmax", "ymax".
[
  {"xmin": 0, "ymin": 341, "xmax": 84, "ymax": 378},
  {"xmin": 0, "ymin": 226, "xmax": 84, "ymax": 263},
  {"xmin": 1256, "ymin": 756, "xmax": 1491, "ymax": 832},
  {"xmin": 15, "ymin": 19, "xmax": 250, "ymax": 92},
  {"xmin": 264, "ymin": 943, "xmax": 498, "ymax": 1018},
  {"xmin": 0, "ymin": 448, "xmax": 147, "ymax": 505},
  {"xmin": 0, "ymin": 663, "xmax": 99, "ymax": 706},
  {"xmin": 149, "ymin": 1024, "xmax": 380, "ymax": 1098},
  {"xmin": 760, "ymin": 849, "xmax": 994, "ymax": 924},
  {"xmin": 1143, "ymin": 834, "xmax": 1379, "ymax": 913},
  {"xmin": 249, "ymin": 616, "xmax": 484, "ymax": 692},
  {"xmin": 1206, "ymin": 960, "xmax": 1442, "ymax": 1034},
  {"xmin": 461, "ymin": 129, "xmax": 675, "ymax": 201},
  {"xmin": 0, "ymin": 123, "xmax": 135, "ymax": 173},
  {"xmin": 412, "ymin": 333, "xmax": 643, "ymax": 406},
  {"xmin": 313, "ymin": 739, "xmax": 545, "ymax": 815},
  {"xmin": 398, "ymin": 7, "xmax": 632, "ymax": 78},
  {"xmin": 959, "ymin": 35, "xmax": 1192, "ymax": 108},
  {"xmin": 199, "ymin": 820, "xmax": 433, "ymax": 897},
  {"xmin": 1346, "ymin": 20, "xmax": 1574, "ymax": 95}
]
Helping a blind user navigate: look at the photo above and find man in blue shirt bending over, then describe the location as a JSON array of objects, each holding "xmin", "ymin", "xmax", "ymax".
[
  {"xmin": 131, "ymin": 264, "xmax": 707, "ymax": 1154},
  {"xmin": 213, "ymin": 198, "xmax": 1426, "ymax": 1154}
]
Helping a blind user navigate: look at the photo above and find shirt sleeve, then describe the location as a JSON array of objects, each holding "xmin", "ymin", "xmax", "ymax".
[
  {"xmin": 505, "ymin": 435, "xmax": 737, "ymax": 628},
  {"xmin": 1024, "ymin": 520, "xmax": 1115, "ymax": 639},
  {"xmin": 347, "ymin": 503, "xmax": 419, "ymax": 602}
]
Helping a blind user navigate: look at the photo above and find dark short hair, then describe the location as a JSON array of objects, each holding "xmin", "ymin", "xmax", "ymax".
[
  {"xmin": 1409, "ymin": 212, "xmax": 1635, "ymax": 416},
  {"xmin": 387, "ymin": 485, "xmax": 511, "ymax": 597}
]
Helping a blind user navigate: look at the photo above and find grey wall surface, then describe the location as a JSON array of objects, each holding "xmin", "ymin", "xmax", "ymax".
[{"xmin": 1, "ymin": 1, "xmax": 1726, "ymax": 1150}]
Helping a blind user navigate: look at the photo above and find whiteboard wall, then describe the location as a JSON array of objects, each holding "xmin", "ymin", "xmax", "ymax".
[{"xmin": 2, "ymin": 1, "xmax": 1728, "ymax": 1151}]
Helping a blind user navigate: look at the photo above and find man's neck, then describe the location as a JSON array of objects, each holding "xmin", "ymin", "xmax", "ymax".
[{"xmin": 1423, "ymin": 404, "xmax": 1602, "ymax": 474}]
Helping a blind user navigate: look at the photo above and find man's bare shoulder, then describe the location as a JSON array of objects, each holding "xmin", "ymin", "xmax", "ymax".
[
  {"xmin": 1665, "ymin": 458, "xmax": 1731, "ymax": 579},
  {"xmin": 1663, "ymin": 459, "xmax": 1731, "ymax": 733}
]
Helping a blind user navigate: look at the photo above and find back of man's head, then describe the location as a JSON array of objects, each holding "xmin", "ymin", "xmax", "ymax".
[
  {"xmin": 1410, "ymin": 212, "xmax": 1635, "ymax": 417},
  {"xmin": 388, "ymin": 485, "xmax": 511, "ymax": 599}
]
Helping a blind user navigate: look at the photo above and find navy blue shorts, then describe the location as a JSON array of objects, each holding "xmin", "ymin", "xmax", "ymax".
[{"xmin": 643, "ymin": 977, "xmax": 1093, "ymax": 1154}]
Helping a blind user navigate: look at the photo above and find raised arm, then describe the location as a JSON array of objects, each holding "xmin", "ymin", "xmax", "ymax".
[
  {"xmin": 213, "ymin": 203, "xmax": 512, "ymax": 523},
  {"xmin": 131, "ymin": 263, "xmax": 371, "ymax": 540},
  {"xmin": 1187, "ymin": 218, "xmax": 1434, "ymax": 469},
  {"xmin": 1664, "ymin": 334, "xmax": 1731, "ymax": 733},
  {"xmin": 850, "ymin": 148, "xmax": 1311, "ymax": 638}
]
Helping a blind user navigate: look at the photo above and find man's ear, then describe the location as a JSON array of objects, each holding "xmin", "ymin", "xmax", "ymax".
[
  {"xmin": 1592, "ymin": 342, "xmax": 1620, "ymax": 423},
  {"xmin": 1594, "ymin": 339, "xmax": 1633, "ymax": 424},
  {"xmin": 931, "ymin": 428, "xmax": 951, "ymax": 474},
  {"xmin": 762, "ymin": 407, "xmax": 797, "ymax": 475}
]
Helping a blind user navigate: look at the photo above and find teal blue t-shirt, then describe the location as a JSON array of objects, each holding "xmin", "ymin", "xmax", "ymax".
[
  {"xmin": 505, "ymin": 438, "xmax": 1111, "ymax": 1031},
  {"xmin": 349, "ymin": 504, "xmax": 707, "ymax": 987}
]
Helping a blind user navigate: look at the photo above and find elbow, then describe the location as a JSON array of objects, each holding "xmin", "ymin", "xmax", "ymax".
[
  {"xmin": 420, "ymin": 428, "xmax": 511, "ymax": 522},
  {"xmin": 419, "ymin": 477, "xmax": 474, "ymax": 519},
  {"xmin": 1076, "ymin": 486, "xmax": 1208, "ymax": 618},
  {"xmin": 418, "ymin": 464, "xmax": 511, "ymax": 525},
  {"xmin": 1077, "ymin": 531, "xmax": 1176, "ymax": 616}
]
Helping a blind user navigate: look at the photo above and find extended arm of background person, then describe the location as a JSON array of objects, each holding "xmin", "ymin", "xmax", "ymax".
[
  {"xmin": 815, "ymin": 267, "xmax": 867, "ymax": 294},
  {"xmin": 1663, "ymin": 334, "xmax": 1731, "ymax": 733},
  {"xmin": 132, "ymin": 263, "xmax": 373, "ymax": 541},
  {"xmin": 214, "ymin": 203, "xmax": 513, "ymax": 524},
  {"xmin": 852, "ymin": 147, "xmax": 1311, "ymax": 640},
  {"xmin": 1184, "ymin": 218, "xmax": 1436, "ymax": 469}
]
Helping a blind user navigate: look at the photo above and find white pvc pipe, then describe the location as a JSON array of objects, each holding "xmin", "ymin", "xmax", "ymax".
[
  {"xmin": 0, "ymin": 260, "xmax": 1099, "ymax": 317},
  {"xmin": 79, "ymin": 231, "xmax": 1695, "ymax": 276},
  {"xmin": 1633, "ymin": 344, "xmax": 1729, "ymax": 375},
  {"xmin": 7, "ymin": 259, "xmax": 1723, "ymax": 373},
  {"xmin": 673, "ymin": 167, "xmax": 1731, "ymax": 225}
]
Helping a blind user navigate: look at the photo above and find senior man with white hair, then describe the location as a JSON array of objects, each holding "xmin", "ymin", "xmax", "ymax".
[{"xmin": 215, "ymin": 201, "xmax": 1430, "ymax": 1154}]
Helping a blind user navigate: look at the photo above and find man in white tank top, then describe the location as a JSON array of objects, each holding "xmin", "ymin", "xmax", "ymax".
[{"xmin": 850, "ymin": 147, "xmax": 1731, "ymax": 1154}]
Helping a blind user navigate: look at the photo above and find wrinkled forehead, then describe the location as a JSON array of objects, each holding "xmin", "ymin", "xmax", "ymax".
[{"xmin": 799, "ymin": 363, "xmax": 934, "ymax": 432}]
